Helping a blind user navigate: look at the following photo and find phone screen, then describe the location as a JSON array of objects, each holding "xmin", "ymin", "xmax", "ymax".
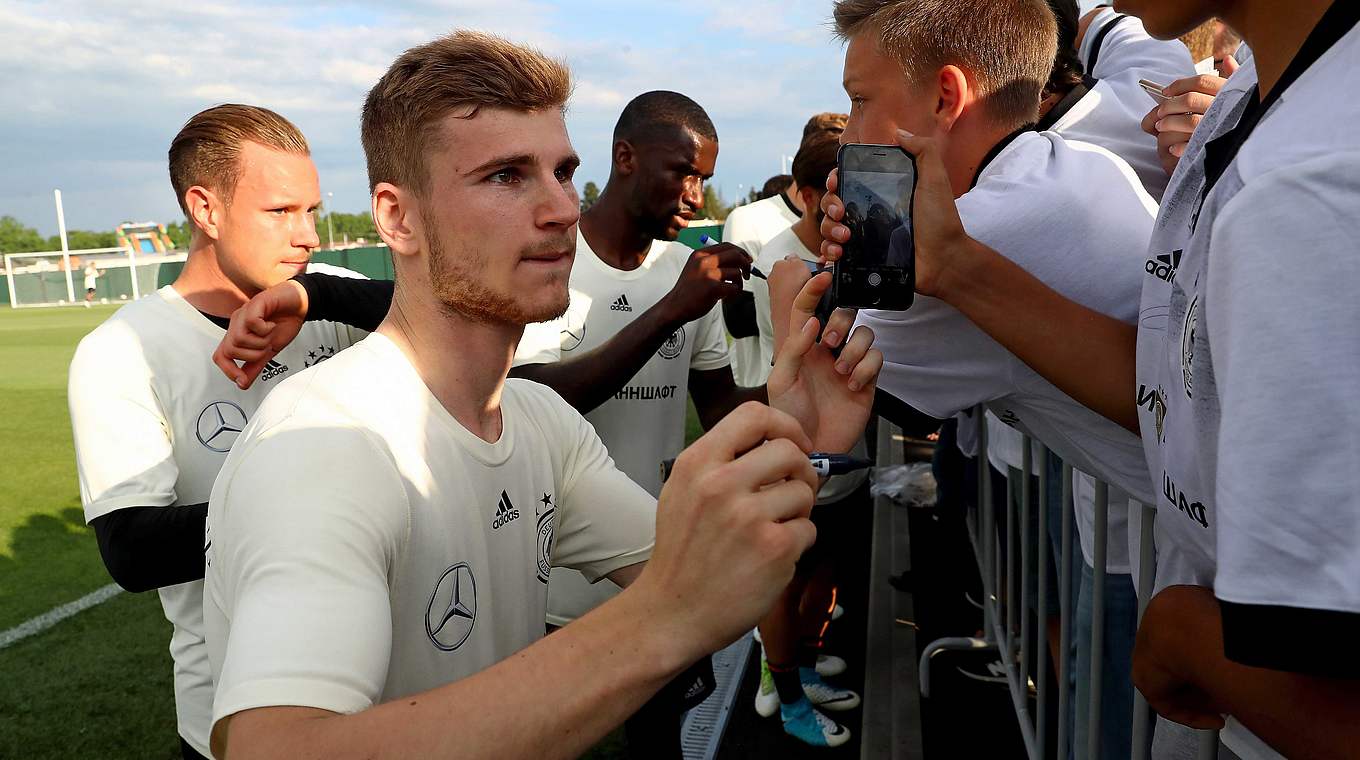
[
  {"xmin": 840, "ymin": 167, "xmax": 915, "ymax": 270},
  {"xmin": 833, "ymin": 144, "xmax": 917, "ymax": 310}
]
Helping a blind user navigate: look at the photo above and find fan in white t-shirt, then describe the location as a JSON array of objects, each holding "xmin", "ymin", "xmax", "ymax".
[
  {"xmin": 203, "ymin": 33, "xmax": 883, "ymax": 759},
  {"xmin": 845, "ymin": 132, "xmax": 1157, "ymax": 510},
  {"xmin": 829, "ymin": 3, "xmax": 1360, "ymax": 756},
  {"xmin": 733, "ymin": 130, "xmax": 869, "ymax": 739},
  {"xmin": 67, "ymin": 105, "xmax": 367, "ymax": 760},
  {"xmin": 724, "ymin": 112, "xmax": 847, "ymax": 387},
  {"xmin": 725, "ymin": 188, "xmax": 800, "ymax": 385},
  {"xmin": 1131, "ymin": 7, "xmax": 1360, "ymax": 757},
  {"xmin": 1059, "ymin": 5, "xmax": 1198, "ymax": 199}
]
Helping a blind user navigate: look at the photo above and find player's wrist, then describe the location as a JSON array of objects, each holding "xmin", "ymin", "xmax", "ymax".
[
  {"xmin": 283, "ymin": 277, "xmax": 310, "ymax": 319},
  {"xmin": 611, "ymin": 578, "xmax": 701, "ymax": 677},
  {"xmin": 650, "ymin": 293, "xmax": 689, "ymax": 335}
]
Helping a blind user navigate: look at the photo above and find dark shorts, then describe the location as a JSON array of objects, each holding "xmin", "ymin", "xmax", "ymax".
[
  {"xmin": 798, "ymin": 479, "xmax": 871, "ymax": 571},
  {"xmin": 181, "ymin": 736, "xmax": 208, "ymax": 760}
]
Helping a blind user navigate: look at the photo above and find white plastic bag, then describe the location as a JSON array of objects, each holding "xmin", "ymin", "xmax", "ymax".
[{"xmin": 870, "ymin": 462, "xmax": 937, "ymax": 507}]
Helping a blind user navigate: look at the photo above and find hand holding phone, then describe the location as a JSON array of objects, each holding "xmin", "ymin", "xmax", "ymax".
[{"xmin": 831, "ymin": 143, "xmax": 917, "ymax": 310}]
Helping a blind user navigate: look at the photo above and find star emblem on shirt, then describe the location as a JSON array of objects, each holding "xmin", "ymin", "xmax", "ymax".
[
  {"xmin": 304, "ymin": 345, "xmax": 338, "ymax": 367},
  {"xmin": 537, "ymin": 492, "xmax": 555, "ymax": 517}
]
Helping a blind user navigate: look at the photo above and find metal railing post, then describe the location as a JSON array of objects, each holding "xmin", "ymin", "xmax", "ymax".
[
  {"xmin": 1057, "ymin": 464, "xmax": 1074, "ymax": 760},
  {"xmin": 1035, "ymin": 447, "xmax": 1050, "ymax": 757},
  {"xmin": 1006, "ymin": 466, "xmax": 1018, "ymax": 660},
  {"xmin": 1019, "ymin": 440, "xmax": 1034, "ymax": 720},
  {"xmin": 1088, "ymin": 480, "xmax": 1110, "ymax": 760}
]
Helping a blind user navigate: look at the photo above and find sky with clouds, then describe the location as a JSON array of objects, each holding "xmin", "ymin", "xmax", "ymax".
[
  {"xmin": 1, "ymin": 0, "xmax": 1110, "ymax": 238},
  {"xmin": 0, "ymin": 0, "xmax": 860, "ymax": 237}
]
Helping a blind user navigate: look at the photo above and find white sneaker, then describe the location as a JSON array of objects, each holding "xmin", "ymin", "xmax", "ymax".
[
  {"xmin": 801, "ymin": 671, "xmax": 862, "ymax": 712},
  {"xmin": 754, "ymin": 658, "xmax": 779, "ymax": 718},
  {"xmin": 815, "ymin": 654, "xmax": 847, "ymax": 677}
]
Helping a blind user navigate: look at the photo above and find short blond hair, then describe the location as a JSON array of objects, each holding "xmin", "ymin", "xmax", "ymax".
[
  {"xmin": 361, "ymin": 30, "xmax": 572, "ymax": 197},
  {"xmin": 833, "ymin": 0, "xmax": 1057, "ymax": 129},
  {"xmin": 168, "ymin": 104, "xmax": 309, "ymax": 216}
]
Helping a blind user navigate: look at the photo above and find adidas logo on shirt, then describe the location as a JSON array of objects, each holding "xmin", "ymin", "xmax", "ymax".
[
  {"xmin": 1145, "ymin": 250, "xmax": 1182, "ymax": 282},
  {"xmin": 491, "ymin": 490, "xmax": 520, "ymax": 530},
  {"xmin": 259, "ymin": 359, "xmax": 290, "ymax": 383},
  {"xmin": 610, "ymin": 294, "xmax": 633, "ymax": 312}
]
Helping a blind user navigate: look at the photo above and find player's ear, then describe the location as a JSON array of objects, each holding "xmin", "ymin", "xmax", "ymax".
[
  {"xmin": 799, "ymin": 185, "xmax": 821, "ymax": 214},
  {"xmin": 612, "ymin": 139, "xmax": 637, "ymax": 178},
  {"xmin": 372, "ymin": 183, "xmax": 421, "ymax": 259},
  {"xmin": 185, "ymin": 186, "xmax": 221, "ymax": 241},
  {"xmin": 934, "ymin": 64, "xmax": 969, "ymax": 133}
]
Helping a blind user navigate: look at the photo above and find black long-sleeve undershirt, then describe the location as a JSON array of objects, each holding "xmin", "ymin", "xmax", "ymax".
[
  {"xmin": 90, "ymin": 504, "xmax": 208, "ymax": 592},
  {"xmin": 293, "ymin": 272, "xmax": 392, "ymax": 332}
]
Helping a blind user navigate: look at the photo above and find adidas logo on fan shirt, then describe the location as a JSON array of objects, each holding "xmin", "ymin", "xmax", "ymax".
[
  {"xmin": 610, "ymin": 294, "xmax": 633, "ymax": 312},
  {"xmin": 1145, "ymin": 250, "xmax": 1182, "ymax": 282},
  {"xmin": 491, "ymin": 490, "xmax": 520, "ymax": 529}
]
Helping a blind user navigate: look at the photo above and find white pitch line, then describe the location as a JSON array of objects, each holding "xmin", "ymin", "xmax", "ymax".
[{"xmin": 0, "ymin": 583, "xmax": 123, "ymax": 650}]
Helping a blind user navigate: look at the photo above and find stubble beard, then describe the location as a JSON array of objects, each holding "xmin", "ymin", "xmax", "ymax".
[{"xmin": 426, "ymin": 227, "xmax": 571, "ymax": 326}]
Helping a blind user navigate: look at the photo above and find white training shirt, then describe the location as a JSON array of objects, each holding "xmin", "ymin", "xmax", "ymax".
[
  {"xmin": 1059, "ymin": 8, "xmax": 1197, "ymax": 200},
  {"xmin": 722, "ymin": 193, "xmax": 801, "ymax": 387},
  {"xmin": 68, "ymin": 270, "xmax": 365, "ymax": 757},
  {"xmin": 205, "ymin": 332, "xmax": 656, "ymax": 732},
  {"xmin": 1134, "ymin": 24, "xmax": 1360, "ymax": 758},
  {"xmin": 515, "ymin": 229, "xmax": 729, "ymax": 625},
  {"xmin": 856, "ymin": 131, "xmax": 1158, "ymax": 508}
]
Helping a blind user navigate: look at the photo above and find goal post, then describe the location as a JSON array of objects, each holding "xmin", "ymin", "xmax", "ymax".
[{"xmin": 4, "ymin": 247, "xmax": 185, "ymax": 308}]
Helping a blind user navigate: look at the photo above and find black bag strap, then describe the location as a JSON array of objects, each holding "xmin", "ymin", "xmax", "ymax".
[{"xmin": 1084, "ymin": 12, "xmax": 1127, "ymax": 77}]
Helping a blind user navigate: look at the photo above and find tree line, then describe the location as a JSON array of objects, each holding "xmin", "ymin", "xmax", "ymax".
[
  {"xmin": 0, "ymin": 211, "xmax": 383, "ymax": 255},
  {"xmin": 2, "ymin": 186, "xmax": 766, "ymax": 254}
]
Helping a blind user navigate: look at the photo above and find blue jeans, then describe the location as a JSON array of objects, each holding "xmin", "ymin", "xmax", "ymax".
[{"xmin": 1074, "ymin": 561, "xmax": 1138, "ymax": 760}]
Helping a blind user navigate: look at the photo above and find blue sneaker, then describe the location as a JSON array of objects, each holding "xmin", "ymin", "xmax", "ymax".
[
  {"xmin": 781, "ymin": 697, "xmax": 851, "ymax": 748},
  {"xmin": 800, "ymin": 667, "xmax": 862, "ymax": 711}
]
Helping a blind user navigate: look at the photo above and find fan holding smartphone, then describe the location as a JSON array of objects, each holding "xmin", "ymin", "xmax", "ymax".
[{"xmin": 831, "ymin": 143, "xmax": 917, "ymax": 310}]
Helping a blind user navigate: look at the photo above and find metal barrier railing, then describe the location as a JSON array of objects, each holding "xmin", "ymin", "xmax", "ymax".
[{"xmin": 917, "ymin": 408, "xmax": 1221, "ymax": 759}]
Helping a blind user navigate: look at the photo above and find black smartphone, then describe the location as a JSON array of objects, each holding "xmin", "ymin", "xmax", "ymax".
[{"xmin": 832, "ymin": 143, "xmax": 917, "ymax": 310}]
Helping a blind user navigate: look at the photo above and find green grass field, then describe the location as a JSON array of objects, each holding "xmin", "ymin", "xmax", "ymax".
[
  {"xmin": 0, "ymin": 304, "xmax": 181, "ymax": 759},
  {"xmin": 0, "ymin": 304, "xmax": 697, "ymax": 759}
]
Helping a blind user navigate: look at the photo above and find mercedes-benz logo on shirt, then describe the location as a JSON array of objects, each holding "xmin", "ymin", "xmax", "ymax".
[
  {"xmin": 426, "ymin": 562, "xmax": 477, "ymax": 651},
  {"xmin": 195, "ymin": 401, "xmax": 248, "ymax": 453},
  {"xmin": 560, "ymin": 309, "xmax": 586, "ymax": 352}
]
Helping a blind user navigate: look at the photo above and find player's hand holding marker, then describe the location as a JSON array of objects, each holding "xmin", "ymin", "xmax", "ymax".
[
  {"xmin": 657, "ymin": 239, "xmax": 752, "ymax": 325},
  {"xmin": 212, "ymin": 279, "xmax": 310, "ymax": 389},
  {"xmin": 638, "ymin": 402, "xmax": 820, "ymax": 658}
]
